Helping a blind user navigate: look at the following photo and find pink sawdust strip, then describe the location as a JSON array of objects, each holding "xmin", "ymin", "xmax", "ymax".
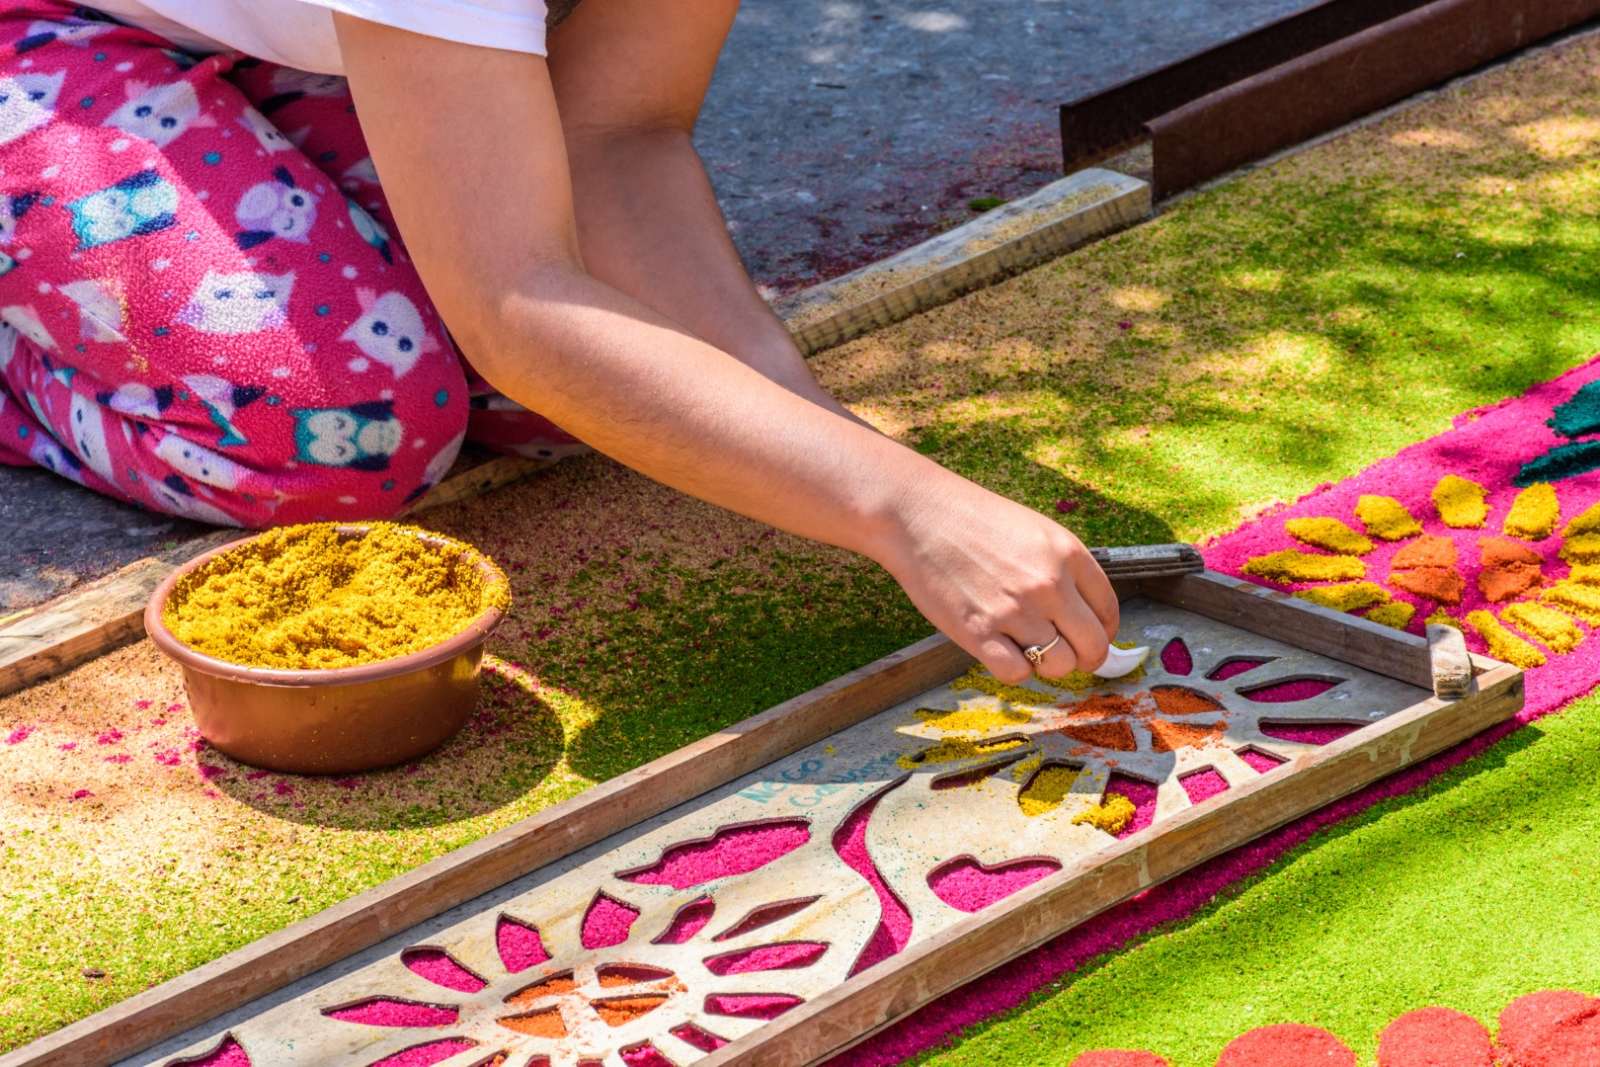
[
  {"xmin": 1208, "ymin": 658, "xmax": 1272, "ymax": 681},
  {"xmin": 619, "ymin": 819, "xmax": 810, "ymax": 889},
  {"xmin": 1238, "ymin": 678, "xmax": 1339, "ymax": 702},
  {"xmin": 495, "ymin": 916, "xmax": 550, "ymax": 972},
  {"xmin": 368, "ymin": 1040, "xmax": 478, "ymax": 1067},
  {"xmin": 1239, "ymin": 749, "xmax": 1287, "ymax": 773},
  {"xmin": 402, "ymin": 949, "xmax": 486, "ymax": 993},
  {"xmin": 324, "ymin": 998, "xmax": 458, "ymax": 1027},
  {"xmin": 1159, "ymin": 639, "xmax": 1193, "ymax": 676},
  {"xmin": 838, "ymin": 361, "xmax": 1600, "ymax": 1067},
  {"xmin": 1108, "ymin": 775, "xmax": 1158, "ymax": 839},
  {"xmin": 581, "ymin": 892, "xmax": 641, "ymax": 950},
  {"xmin": 654, "ymin": 896, "xmax": 715, "ymax": 944},
  {"xmin": 704, "ymin": 941, "xmax": 828, "ymax": 975},
  {"xmin": 713, "ymin": 897, "xmax": 818, "ymax": 941},
  {"xmin": 833, "ymin": 786, "xmax": 913, "ymax": 974},
  {"xmin": 927, "ymin": 856, "xmax": 1061, "ymax": 913},
  {"xmin": 176, "ymin": 1036, "xmax": 252, "ymax": 1066},
  {"xmin": 1178, "ymin": 769, "xmax": 1229, "ymax": 804},
  {"xmin": 670, "ymin": 1023, "xmax": 729, "ymax": 1052},
  {"xmin": 1259, "ymin": 722, "xmax": 1361, "ymax": 746},
  {"xmin": 620, "ymin": 1044, "xmax": 675, "ymax": 1067},
  {"xmin": 704, "ymin": 993, "xmax": 805, "ymax": 1020}
]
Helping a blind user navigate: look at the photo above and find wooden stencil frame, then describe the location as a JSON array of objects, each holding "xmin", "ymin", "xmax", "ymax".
[{"xmin": 3, "ymin": 565, "xmax": 1519, "ymax": 1067}]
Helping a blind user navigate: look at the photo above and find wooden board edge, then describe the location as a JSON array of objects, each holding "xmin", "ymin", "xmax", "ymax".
[
  {"xmin": 0, "ymin": 635, "xmax": 972, "ymax": 1067},
  {"xmin": 701, "ymin": 661, "xmax": 1526, "ymax": 1066},
  {"xmin": 773, "ymin": 168, "xmax": 1151, "ymax": 355},
  {"xmin": 1138, "ymin": 569, "xmax": 1437, "ymax": 689}
]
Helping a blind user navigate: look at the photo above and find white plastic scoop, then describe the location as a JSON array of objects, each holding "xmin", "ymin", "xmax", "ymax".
[{"xmin": 1095, "ymin": 643, "xmax": 1150, "ymax": 679}]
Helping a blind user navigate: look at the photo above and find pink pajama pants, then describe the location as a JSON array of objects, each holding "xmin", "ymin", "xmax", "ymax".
[{"xmin": 0, "ymin": 1, "xmax": 582, "ymax": 527}]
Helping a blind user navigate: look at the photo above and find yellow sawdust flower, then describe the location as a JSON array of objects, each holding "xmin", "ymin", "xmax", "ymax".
[
  {"xmin": 1242, "ymin": 550, "xmax": 1366, "ymax": 583},
  {"xmin": 1465, "ymin": 610, "xmax": 1546, "ymax": 668},
  {"xmin": 1504, "ymin": 483, "xmax": 1560, "ymax": 540},
  {"xmin": 1432, "ymin": 475, "xmax": 1489, "ymax": 528},
  {"xmin": 1355, "ymin": 495, "xmax": 1424, "ymax": 540},
  {"xmin": 1285, "ymin": 516, "xmax": 1374, "ymax": 554}
]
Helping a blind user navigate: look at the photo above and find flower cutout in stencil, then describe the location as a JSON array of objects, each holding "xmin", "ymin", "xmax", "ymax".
[{"xmin": 1240, "ymin": 475, "xmax": 1600, "ymax": 670}]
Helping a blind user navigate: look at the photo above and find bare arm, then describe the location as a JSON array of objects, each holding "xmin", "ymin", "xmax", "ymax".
[{"xmin": 335, "ymin": 16, "xmax": 1117, "ymax": 682}]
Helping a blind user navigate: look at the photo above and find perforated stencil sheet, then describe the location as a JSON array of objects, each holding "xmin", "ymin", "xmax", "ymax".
[{"xmin": 142, "ymin": 599, "xmax": 1426, "ymax": 1067}]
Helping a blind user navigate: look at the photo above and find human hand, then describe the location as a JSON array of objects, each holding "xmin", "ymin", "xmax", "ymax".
[{"xmin": 872, "ymin": 473, "xmax": 1119, "ymax": 683}]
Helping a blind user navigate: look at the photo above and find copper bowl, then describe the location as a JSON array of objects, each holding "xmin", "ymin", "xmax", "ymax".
[{"xmin": 145, "ymin": 525, "xmax": 507, "ymax": 775}]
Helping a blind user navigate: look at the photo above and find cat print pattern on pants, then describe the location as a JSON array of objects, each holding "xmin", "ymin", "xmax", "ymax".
[{"xmin": 0, "ymin": 1, "xmax": 582, "ymax": 527}]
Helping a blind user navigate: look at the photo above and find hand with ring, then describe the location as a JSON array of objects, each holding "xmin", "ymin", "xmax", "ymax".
[{"xmin": 869, "ymin": 467, "xmax": 1119, "ymax": 684}]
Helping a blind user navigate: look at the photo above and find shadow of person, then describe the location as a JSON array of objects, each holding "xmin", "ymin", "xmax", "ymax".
[{"xmin": 207, "ymin": 662, "xmax": 563, "ymax": 830}]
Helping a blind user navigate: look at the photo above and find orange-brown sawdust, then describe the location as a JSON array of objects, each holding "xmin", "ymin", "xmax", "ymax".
[
  {"xmin": 1150, "ymin": 686, "xmax": 1224, "ymax": 715},
  {"xmin": 1058, "ymin": 721, "xmax": 1137, "ymax": 751},
  {"xmin": 593, "ymin": 994, "xmax": 669, "ymax": 1026},
  {"xmin": 1392, "ymin": 534, "xmax": 1457, "ymax": 569},
  {"xmin": 507, "ymin": 973, "xmax": 578, "ymax": 1004},
  {"xmin": 498, "ymin": 1007, "xmax": 568, "ymax": 1038},
  {"xmin": 1062, "ymin": 693, "xmax": 1141, "ymax": 720},
  {"xmin": 1390, "ymin": 566, "xmax": 1465, "ymax": 604},
  {"xmin": 1148, "ymin": 719, "xmax": 1227, "ymax": 753}
]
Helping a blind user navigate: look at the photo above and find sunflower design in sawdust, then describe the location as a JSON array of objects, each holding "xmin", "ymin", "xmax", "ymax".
[
  {"xmin": 896, "ymin": 632, "xmax": 1383, "ymax": 838},
  {"xmin": 1239, "ymin": 475, "xmax": 1600, "ymax": 669}
]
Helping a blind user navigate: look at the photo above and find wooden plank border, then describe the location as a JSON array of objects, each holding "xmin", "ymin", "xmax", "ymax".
[
  {"xmin": 0, "ymin": 168, "xmax": 1152, "ymax": 700},
  {"xmin": 8, "ymin": 563, "xmax": 1523, "ymax": 1067},
  {"xmin": 774, "ymin": 168, "xmax": 1151, "ymax": 355}
]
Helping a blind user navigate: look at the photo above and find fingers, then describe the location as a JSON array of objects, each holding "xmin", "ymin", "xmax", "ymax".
[
  {"xmin": 1066, "ymin": 548, "xmax": 1120, "ymax": 640},
  {"xmin": 975, "ymin": 633, "xmax": 1035, "ymax": 686},
  {"xmin": 1014, "ymin": 622, "xmax": 1077, "ymax": 680},
  {"xmin": 1051, "ymin": 589, "xmax": 1111, "ymax": 675}
]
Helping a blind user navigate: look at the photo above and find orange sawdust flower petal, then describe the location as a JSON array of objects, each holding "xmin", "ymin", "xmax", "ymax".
[
  {"xmin": 1148, "ymin": 719, "xmax": 1226, "ymax": 753},
  {"xmin": 1355, "ymin": 495, "xmax": 1423, "ymax": 540},
  {"xmin": 1501, "ymin": 602, "xmax": 1584, "ymax": 654},
  {"xmin": 1465, "ymin": 610, "xmax": 1546, "ymax": 668},
  {"xmin": 1505, "ymin": 482, "xmax": 1560, "ymax": 540},
  {"xmin": 1478, "ymin": 536, "xmax": 1541, "ymax": 567},
  {"xmin": 1393, "ymin": 533, "xmax": 1458, "ymax": 569},
  {"xmin": 1149, "ymin": 686, "xmax": 1225, "ymax": 715},
  {"xmin": 1294, "ymin": 581, "xmax": 1390, "ymax": 612},
  {"xmin": 1284, "ymin": 516, "xmax": 1374, "ymax": 555},
  {"xmin": 1432, "ymin": 475, "xmax": 1489, "ymax": 528},
  {"xmin": 1478, "ymin": 562, "xmax": 1542, "ymax": 603},
  {"xmin": 1389, "ymin": 566, "xmax": 1465, "ymax": 605},
  {"xmin": 1058, "ymin": 721, "xmax": 1138, "ymax": 751},
  {"xmin": 1365, "ymin": 601, "xmax": 1416, "ymax": 629},
  {"xmin": 1543, "ymin": 580, "xmax": 1600, "ymax": 624},
  {"xmin": 1242, "ymin": 550, "xmax": 1366, "ymax": 583}
]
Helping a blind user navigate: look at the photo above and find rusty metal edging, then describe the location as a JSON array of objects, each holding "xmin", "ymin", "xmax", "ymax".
[
  {"xmin": 1058, "ymin": 0, "xmax": 1435, "ymax": 170},
  {"xmin": 1148, "ymin": 0, "xmax": 1600, "ymax": 199}
]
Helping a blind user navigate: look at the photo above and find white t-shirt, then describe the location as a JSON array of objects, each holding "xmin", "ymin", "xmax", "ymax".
[{"xmin": 88, "ymin": 1, "xmax": 550, "ymax": 75}]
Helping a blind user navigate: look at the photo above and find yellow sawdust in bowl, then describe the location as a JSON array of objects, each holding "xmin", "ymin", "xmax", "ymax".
[{"xmin": 163, "ymin": 522, "xmax": 509, "ymax": 670}]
